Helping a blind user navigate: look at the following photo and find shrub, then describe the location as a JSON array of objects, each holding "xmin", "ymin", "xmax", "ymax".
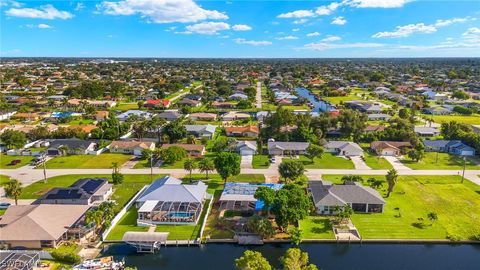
[{"xmin": 50, "ymin": 249, "xmax": 81, "ymax": 264}]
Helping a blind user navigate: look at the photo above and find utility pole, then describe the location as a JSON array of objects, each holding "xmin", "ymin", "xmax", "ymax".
[
  {"xmin": 42, "ymin": 155, "xmax": 47, "ymax": 183},
  {"xmin": 461, "ymin": 156, "xmax": 466, "ymax": 183},
  {"xmin": 150, "ymin": 155, "xmax": 153, "ymax": 183}
]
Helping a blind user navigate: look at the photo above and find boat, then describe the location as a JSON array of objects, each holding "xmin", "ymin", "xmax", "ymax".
[{"xmin": 73, "ymin": 256, "xmax": 125, "ymax": 270}]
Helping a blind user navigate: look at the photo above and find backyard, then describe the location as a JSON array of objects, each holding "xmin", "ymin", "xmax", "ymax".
[
  {"xmin": 43, "ymin": 153, "xmax": 133, "ymax": 169},
  {"xmin": 0, "ymin": 155, "xmax": 33, "ymax": 169},
  {"xmin": 299, "ymin": 216, "xmax": 335, "ymax": 239},
  {"xmin": 286, "ymin": 153, "xmax": 355, "ymax": 169},
  {"xmin": 400, "ymin": 152, "xmax": 480, "ymax": 170},
  {"xmin": 321, "ymin": 174, "xmax": 480, "ymax": 240}
]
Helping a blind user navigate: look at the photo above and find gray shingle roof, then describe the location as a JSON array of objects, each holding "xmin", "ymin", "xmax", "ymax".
[
  {"xmin": 137, "ymin": 176, "xmax": 207, "ymax": 203},
  {"xmin": 309, "ymin": 181, "xmax": 385, "ymax": 206}
]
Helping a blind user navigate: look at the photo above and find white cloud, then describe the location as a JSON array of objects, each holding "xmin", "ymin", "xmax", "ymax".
[
  {"xmin": 232, "ymin": 24, "xmax": 252, "ymax": 31},
  {"xmin": 372, "ymin": 23, "xmax": 437, "ymax": 38},
  {"xmin": 5, "ymin": 4, "xmax": 73, "ymax": 19},
  {"xmin": 315, "ymin": 2, "xmax": 340, "ymax": 15},
  {"xmin": 75, "ymin": 2, "xmax": 85, "ymax": 11},
  {"xmin": 331, "ymin": 16, "xmax": 347, "ymax": 25},
  {"xmin": 321, "ymin": 35, "xmax": 342, "ymax": 42},
  {"xmin": 276, "ymin": 35, "xmax": 299, "ymax": 40},
  {"xmin": 306, "ymin": 32, "xmax": 320, "ymax": 37},
  {"xmin": 303, "ymin": 41, "xmax": 384, "ymax": 50},
  {"xmin": 434, "ymin": 17, "xmax": 472, "ymax": 27},
  {"xmin": 0, "ymin": 0, "xmax": 22, "ymax": 8},
  {"xmin": 185, "ymin": 22, "xmax": 230, "ymax": 35},
  {"xmin": 38, "ymin": 23, "xmax": 52, "ymax": 28},
  {"xmin": 292, "ymin": 28, "xmax": 300, "ymax": 32},
  {"xmin": 234, "ymin": 38, "xmax": 272, "ymax": 46},
  {"xmin": 463, "ymin": 27, "xmax": 480, "ymax": 37},
  {"xmin": 344, "ymin": 0, "xmax": 410, "ymax": 8},
  {"xmin": 277, "ymin": 9, "xmax": 314, "ymax": 18},
  {"xmin": 100, "ymin": 0, "xmax": 228, "ymax": 23},
  {"xmin": 293, "ymin": 18, "xmax": 308, "ymax": 24}
]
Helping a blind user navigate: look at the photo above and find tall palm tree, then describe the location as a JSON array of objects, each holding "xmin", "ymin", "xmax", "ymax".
[
  {"xmin": 183, "ymin": 158, "xmax": 197, "ymax": 183},
  {"xmin": 198, "ymin": 158, "xmax": 215, "ymax": 180},
  {"xmin": 5, "ymin": 179, "xmax": 22, "ymax": 205},
  {"xmin": 386, "ymin": 169, "xmax": 398, "ymax": 197}
]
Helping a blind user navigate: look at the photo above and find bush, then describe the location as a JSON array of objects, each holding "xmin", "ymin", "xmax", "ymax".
[{"xmin": 50, "ymin": 249, "xmax": 81, "ymax": 264}]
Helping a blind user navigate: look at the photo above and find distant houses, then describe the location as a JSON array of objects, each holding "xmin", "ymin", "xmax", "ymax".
[{"xmin": 423, "ymin": 140, "xmax": 476, "ymax": 156}]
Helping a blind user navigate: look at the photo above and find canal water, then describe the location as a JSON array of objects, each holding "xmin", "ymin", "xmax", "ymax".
[
  {"xmin": 103, "ymin": 243, "xmax": 480, "ymax": 270},
  {"xmin": 296, "ymin": 87, "xmax": 337, "ymax": 112}
]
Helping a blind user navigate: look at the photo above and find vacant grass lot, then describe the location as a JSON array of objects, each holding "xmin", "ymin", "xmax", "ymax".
[
  {"xmin": 0, "ymin": 155, "xmax": 33, "ymax": 169},
  {"xmin": 400, "ymin": 152, "xmax": 480, "ymax": 170},
  {"xmin": 363, "ymin": 152, "xmax": 393, "ymax": 170},
  {"xmin": 252, "ymin": 154, "xmax": 270, "ymax": 169},
  {"xmin": 422, "ymin": 114, "xmax": 480, "ymax": 125},
  {"xmin": 321, "ymin": 174, "xmax": 480, "ymax": 240},
  {"xmin": 299, "ymin": 216, "xmax": 335, "ymax": 239},
  {"xmin": 115, "ymin": 103, "xmax": 140, "ymax": 111},
  {"xmin": 286, "ymin": 153, "xmax": 355, "ymax": 169},
  {"xmin": 0, "ymin": 175, "xmax": 11, "ymax": 186},
  {"xmin": 44, "ymin": 154, "xmax": 133, "ymax": 169}
]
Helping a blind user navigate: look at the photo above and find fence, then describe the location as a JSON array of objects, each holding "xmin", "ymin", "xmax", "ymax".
[
  {"xmin": 101, "ymin": 185, "xmax": 148, "ymax": 241},
  {"xmin": 197, "ymin": 194, "xmax": 214, "ymax": 242}
]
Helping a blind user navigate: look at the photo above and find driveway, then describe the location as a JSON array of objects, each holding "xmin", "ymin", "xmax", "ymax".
[
  {"xmin": 241, "ymin": 154, "xmax": 253, "ymax": 169},
  {"xmin": 255, "ymin": 81, "xmax": 262, "ymax": 109},
  {"xmin": 351, "ymin": 156, "xmax": 371, "ymax": 170},
  {"xmin": 383, "ymin": 156, "xmax": 412, "ymax": 171}
]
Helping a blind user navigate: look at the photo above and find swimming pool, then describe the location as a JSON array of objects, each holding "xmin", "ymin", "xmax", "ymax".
[{"xmin": 167, "ymin": 212, "xmax": 194, "ymax": 218}]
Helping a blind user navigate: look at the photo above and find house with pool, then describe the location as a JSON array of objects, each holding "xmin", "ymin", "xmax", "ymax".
[{"xmin": 135, "ymin": 176, "xmax": 210, "ymax": 226}]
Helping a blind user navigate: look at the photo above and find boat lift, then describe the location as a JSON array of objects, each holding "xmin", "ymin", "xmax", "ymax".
[{"xmin": 122, "ymin": 232, "xmax": 169, "ymax": 253}]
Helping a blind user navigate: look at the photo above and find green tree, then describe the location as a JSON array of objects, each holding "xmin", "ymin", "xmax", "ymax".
[
  {"xmin": 280, "ymin": 248, "xmax": 318, "ymax": 270},
  {"xmin": 398, "ymin": 108, "xmax": 409, "ymax": 119},
  {"xmin": 0, "ymin": 129, "xmax": 27, "ymax": 149},
  {"xmin": 183, "ymin": 158, "xmax": 197, "ymax": 182},
  {"xmin": 272, "ymin": 184, "xmax": 312, "ymax": 230},
  {"xmin": 278, "ymin": 160, "xmax": 304, "ymax": 183},
  {"xmin": 386, "ymin": 169, "xmax": 398, "ymax": 197},
  {"xmin": 254, "ymin": 186, "xmax": 276, "ymax": 216},
  {"xmin": 288, "ymin": 227, "xmax": 303, "ymax": 246},
  {"xmin": 235, "ymin": 250, "xmax": 272, "ymax": 270},
  {"xmin": 4, "ymin": 179, "xmax": 22, "ymax": 205},
  {"xmin": 161, "ymin": 146, "xmax": 187, "ymax": 164},
  {"xmin": 341, "ymin": 175, "xmax": 363, "ymax": 184},
  {"xmin": 305, "ymin": 144, "xmax": 323, "ymax": 163},
  {"xmin": 247, "ymin": 215, "xmax": 275, "ymax": 239},
  {"xmin": 198, "ymin": 158, "xmax": 215, "ymax": 180},
  {"xmin": 163, "ymin": 120, "xmax": 187, "ymax": 143},
  {"xmin": 407, "ymin": 148, "xmax": 424, "ymax": 162},
  {"xmin": 334, "ymin": 204, "xmax": 353, "ymax": 224},
  {"xmin": 111, "ymin": 162, "xmax": 124, "ymax": 184},
  {"xmin": 214, "ymin": 152, "xmax": 240, "ymax": 183}
]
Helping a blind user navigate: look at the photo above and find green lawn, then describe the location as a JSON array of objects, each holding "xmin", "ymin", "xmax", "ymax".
[
  {"xmin": 322, "ymin": 95, "xmax": 358, "ymax": 105},
  {"xmin": 286, "ymin": 153, "xmax": 355, "ymax": 169},
  {"xmin": 252, "ymin": 155, "xmax": 270, "ymax": 169},
  {"xmin": 44, "ymin": 154, "xmax": 133, "ymax": 169},
  {"xmin": 0, "ymin": 209, "xmax": 6, "ymax": 216},
  {"xmin": 158, "ymin": 153, "xmax": 217, "ymax": 169},
  {"xmin": 423, "ymin": 114, "xmax": 480, "ymax": 125},
  {"xmin": 0, "ymin": 175, "xmax": 11, "ymax": 186},
  {"xmin": 0, "ymin": 155, "xmax": 33, "ymax": 169},
  {"xmin": 400, "ymin": 152, "xmax": 480, "ymax": 170},
  {"xmin": 67, "ymin": 119, "xmax": 95, "ymax": 125},
  {"xmin": 299, "ymin": 216, "xmax": 335, "ymax": 239},
  {"xmin": 363, "ymin": 152, "xmax": 393, "ymax": 170},
  {"xmin": 321, "ymin": 174, "xmax": 480, "ymax": 240},
  {"xmin": 115, "ymin": 103, "xmax": 140, "ymax": 110},
  {"xmin": 105, "ymin": 206, "xmax": 149, "ymax": 240}
]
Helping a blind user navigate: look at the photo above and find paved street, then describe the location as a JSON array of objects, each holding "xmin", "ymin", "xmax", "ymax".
[
  {"xmin": 255, "ymin": 81, "xmax": 262, "ymax": 109},
  {"xmin": 2, "ymin": 166, "xmax": 480, "ymax": 186}
]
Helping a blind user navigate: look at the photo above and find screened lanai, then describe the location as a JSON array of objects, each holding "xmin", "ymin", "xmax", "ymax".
[{"xmin": 137, "ymin": 200, "xmax": 203, "ymax": 225}]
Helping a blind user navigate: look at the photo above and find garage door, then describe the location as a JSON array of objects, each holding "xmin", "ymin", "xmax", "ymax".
[{"xmin": 240, "ymin": 149, "xmax": 254, "ymax": 156}]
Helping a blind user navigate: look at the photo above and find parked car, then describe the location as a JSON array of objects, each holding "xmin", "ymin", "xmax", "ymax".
[
  {"xmin": 0, "ymin": 202, "xmax": 11, "ymax": 209},
  {"xmin": 269, "ymin": 157, "xmax": 276, "ymax": 163}
]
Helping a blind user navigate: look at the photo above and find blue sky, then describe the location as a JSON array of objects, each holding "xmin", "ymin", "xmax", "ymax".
[{"xmin": 1, "ymin": 0, "xmax": 480, "ymax": 57}]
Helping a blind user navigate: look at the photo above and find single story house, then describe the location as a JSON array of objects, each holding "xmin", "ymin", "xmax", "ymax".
[
  {"xmin": 46, "ymin": 138, "xmax": 97, "ymax": 156},
  {"xmin": 37, "ymin": 178, "xmax": 112, "ymax": 205},
  {"xmin": 157, "ymin": 110, "xmax": 183, "ymax": 121},
  {"xmin": 0, "ymin": 110, "xmax": 17, "ymax": 121},
  {"xmin": 95, "ymin": 110, "xmax": 109, "ymax": 121},
  {"xmin": 136, "ymin": 176, "xmax": 209, "ymax": 225},
  {"xmin": 225, "ymin": 125, "xmax": 259, "ymax": 137},
  {"xmin": 0, "ymin": 204, "xmax": 91, "ymax": 249},
  {"xmin": 117, "ymin": 110, "xmax": 154, "ymax": 121},
  {"xmin": 367, "ymin": 113, "xmax": 391, "ymax": 121},
  {"xmin": 364, "ymin": 125, "xmax": 386, "ymax": 133},
  {"xmin": 177, "ymin": 98, "xmax": 201, "ymax": 107},
  {"xmin": 221, "ymin": 111, "xmax": 251, "ymax": 121},
  {"xmin": 422, "ymin": 106, "xmax": 452, "ymax": 115},
  {"xmin": 370, "ymin": 141, "xmax": 412, "ymax": 156},
  {"xmin": 218, "ymin": 182, "xmax": 284, "ymax": 211},
  {"xmin": 109, "ymin": 140, "xmax": 155, "ymax": 156},
  {"xmin": 185, "ymin": 124, "xmax": 216, "ymax": 139},
  {"xmin": 423, "ymin": 140, "xmax": 476, "ymax": 156},
  {"xmin": 414, "ymin": 126, "xmax": 440, "ymax": 137},
  {"xmin": 267, "ymin": 141, "xmax": 309, "ymax": 156},
  {"xmin": 324, "ymin": 141, "xmax": 363, "ymax": 156},
  {"xmin": 229, "ymin": 93, "xmax": 249, "ymax": 100},
  {"xmin": 144, "ymin": 99, "xmax": 171, "ymax": 108},
  {"xmin": 309, "ymin": 180, "xmax": 385, "ymax": 215},
  {"xmin": 161, "ymin": 143, "xmax": 206, "ymax": 157},
  {"xmin": 188, "ymin": 113, "xmax": 217, "ymax": 121},
  {"xmin": 236, "ymin": 140, "xmax": 257, "ymax": 156}
]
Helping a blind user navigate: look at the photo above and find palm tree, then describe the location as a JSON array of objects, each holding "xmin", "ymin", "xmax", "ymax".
[
  {"xmin": 5, "ymin": 179, "xmax": 22, "ymax": 205},
  {"xmin": 186, "ymin": 135, "xmax": 197, "ymax": 144},
  {"xmin": 183, "ymin": 158, "xmax": 197, "ymax": 183},
  {"xmin": 198, "ymin": 158, "xmax": 215, "ymax": 180},
  {"xmin": 386, "ymin": 169, "xmax": 398, "ymax": 197},
  {"xmin": 58, "ymin": 145, "xmax": 69, "ymax": 156},
  {"xmin": 111, "ymin": 162, "xmax": 119, "ymax": 174}
]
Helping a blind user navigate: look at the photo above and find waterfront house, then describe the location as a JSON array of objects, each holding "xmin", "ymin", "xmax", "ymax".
[
  {"xmin": 218, "ymin": 182, "xmax": 284, "ymax": 211},
  {"xmin": 136, "ymin": 176, "xmax": 209, "ymax": 225},
  {"xmin": 309, "ymin": 181, "xmax": 385, "ymax": 215}
]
